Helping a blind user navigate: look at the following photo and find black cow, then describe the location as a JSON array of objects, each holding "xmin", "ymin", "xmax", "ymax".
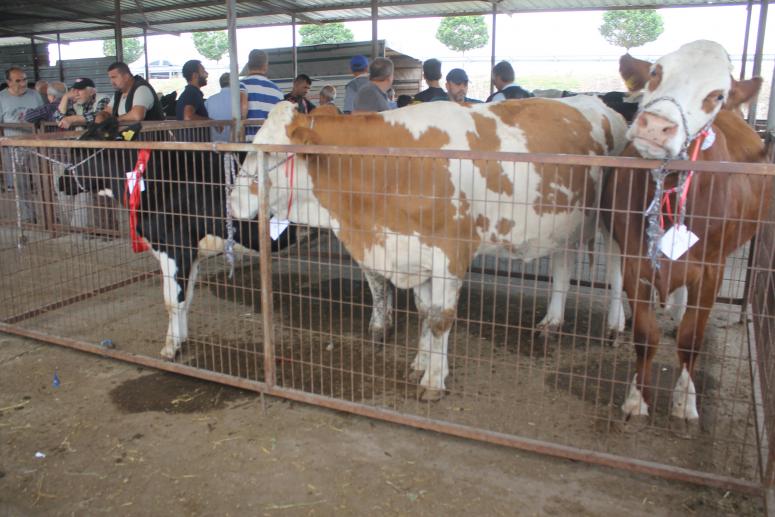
[{"xmin": 59, "ymin": 117, "xmax": 298, "ymax": 359}]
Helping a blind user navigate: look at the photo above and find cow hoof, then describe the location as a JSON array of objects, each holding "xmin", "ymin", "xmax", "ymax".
[
  {"xmin": 369, "ymin": 326, "xmax": 391, "ymax": 344},
  {"xmin": 159, "ymin": 347, "xmax": 179, "ymax": 361},
  {"xmin": 621, "ymin": 414, "xmax": 649, "ymax": 433},
  {"xmin": 535, "ymin": 323, "xmax": 560, "ymax": 340},
  {"xmin": 407, "ymin": 369, "xmax": 424, "ymax": 383},
  {"xmin": 606, "ymin": 330, "xmax": 623, "ymax": 347},
  {"xmin": 670, "ymin": 417, "xmax": 700, "ymax": 439},
  {"xmin": 419, "ymin": 388, "xmax": 445, "ymax": 402}
]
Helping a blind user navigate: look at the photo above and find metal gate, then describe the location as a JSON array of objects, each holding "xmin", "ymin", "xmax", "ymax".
[{"xmin": 1, "ymin": 128, "xmax": 773, "ymax": 502}]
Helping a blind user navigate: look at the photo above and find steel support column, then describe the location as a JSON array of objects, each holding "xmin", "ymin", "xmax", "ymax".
[
  {"xmin": 741, "ymin": 0, "xmax": 754, "ymax": 80},
  {"xmin": 115, "ymin": 0, "xmax": 124, "ymax": 62},
  {"xmin": 226, "ymin": 0, "xmax": 241, "ymax": 142},
  {"xmin": 371, "ymin": 0, "xmax": 378, "ymax": 59},
  {"xmin": 748, "ymin": 0, "xmax": 769, "ymax": 125}
]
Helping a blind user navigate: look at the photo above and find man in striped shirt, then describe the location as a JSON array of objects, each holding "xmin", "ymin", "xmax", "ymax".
[{"xmin": 241, "ymin": 49, "xmax": 283, "ymax": 141}]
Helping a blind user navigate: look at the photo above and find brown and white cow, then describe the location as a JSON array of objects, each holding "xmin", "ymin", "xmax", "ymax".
[
  {"xmin": 601, "ymin": 40, "xmax": 772, "ymax": 426},
  {"xmin": 232, "ymin": 97, "xmax": 628, "ymax": 400}
]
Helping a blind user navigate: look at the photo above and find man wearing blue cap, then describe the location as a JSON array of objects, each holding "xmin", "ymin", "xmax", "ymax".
[
  {"xmin": 432, "ymin": 69, "xmax": 482, "ymax": 105},
  {"xmin": 343, "ymin": 55, "xmax": 369, "ymax": 114}
]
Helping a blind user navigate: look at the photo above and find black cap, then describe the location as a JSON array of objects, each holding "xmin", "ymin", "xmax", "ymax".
[
  {"xmin": 446, "ymin": 68, "xmax": 469, "ymax": 84},
  {"xmin": 71, "ymin": 78, "xmax": 95, "ymax": 89}
]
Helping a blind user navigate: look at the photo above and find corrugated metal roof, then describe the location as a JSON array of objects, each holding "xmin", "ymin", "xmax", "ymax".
[{"xmin": 0, "ymin": 0, "xmax": 753, "ymax": 46}]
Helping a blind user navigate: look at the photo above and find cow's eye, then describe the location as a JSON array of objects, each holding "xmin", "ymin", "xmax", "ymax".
[
  {"xmin": 650, "ymin": 68, "xmax": 657, "ymax": 77},
  {"xmin": 716, "ymin": 94, "xmax": 724, "ymax": 101}
]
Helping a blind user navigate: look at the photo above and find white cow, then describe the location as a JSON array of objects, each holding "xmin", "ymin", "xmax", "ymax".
[{"xmin": 232, "ymin": 98, "xmax": 627, "ymax": 400}]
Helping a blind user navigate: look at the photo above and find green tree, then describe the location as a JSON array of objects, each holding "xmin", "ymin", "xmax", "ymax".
[
  {"xmin": 599, "ymin": 9, "xmax": 664, "ymax": 51},
  {"xmin": 299, "ymin": 23, "xmax": 354, "ymax": 46},
  {"xmin": 193, "ymin": 31, "xmax": 230, "ymax": 62},
  {"xmin": 436, "ymin": 16, "xmax": 489, "ymax": 55},
  {"xmin": 103, "ymin": 38, "xmax": 143, "ymax": 63}
]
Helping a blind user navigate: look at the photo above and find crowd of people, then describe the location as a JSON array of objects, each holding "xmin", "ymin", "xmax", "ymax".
[
  {"xmin": 0, "ymin": 49, "xmax": 534, "ymax": 222},
  {"xmin": 1, "ymin": 49, "xmax": 534, "ymax": 144}
]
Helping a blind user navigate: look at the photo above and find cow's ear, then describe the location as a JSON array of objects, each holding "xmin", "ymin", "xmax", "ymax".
[
  {"xmin": 619, "ymin": 54, "xmax": 652, "ymax": 92},
  {"xmin": 726, "ymin": 76, "xmax": 762, "ymax": 111},
  {"xmin": 289, "ymin": 127, "xmax": 322, "ymax": 145}
]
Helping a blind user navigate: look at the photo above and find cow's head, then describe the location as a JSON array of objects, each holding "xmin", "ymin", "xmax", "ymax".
[
  {"xmin": 231, "ymin": 101, "xmax": 308, "ymax": 219},
  {"xmin": 58, "ymin": 117, "xmax": 141, "ymax": 195},
  {"xmin": 621, "ymin": 40, "xmax": 761, "ymax": 159}
]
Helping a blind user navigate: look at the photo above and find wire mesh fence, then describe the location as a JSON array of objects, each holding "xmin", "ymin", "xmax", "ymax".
[{"xmin": 0, "ymin": 128, "xmax": 773, "ymax": 496}]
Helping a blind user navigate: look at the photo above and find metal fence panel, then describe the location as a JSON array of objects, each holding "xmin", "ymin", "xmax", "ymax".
[{"xmin": 0, "ymin": 131, "xmax": 772, "ymax": 496}]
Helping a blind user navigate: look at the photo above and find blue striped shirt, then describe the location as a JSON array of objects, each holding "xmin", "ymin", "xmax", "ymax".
[{"xmin": 241, "ymin": 74, "xmax": 283, "ymax": 140}]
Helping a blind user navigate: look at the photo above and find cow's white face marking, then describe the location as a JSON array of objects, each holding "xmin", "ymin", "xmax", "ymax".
[
  {"xmin": 97, "ymin": 188, "xmax": 114, "ymax": 198},
  {"xmin": 630, "ymin": 40, "xmax": 732, "ymax": 158}
]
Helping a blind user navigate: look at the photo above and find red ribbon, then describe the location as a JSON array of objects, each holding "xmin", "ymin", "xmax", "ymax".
[
  {"xmin": 125, "ymin": 149, "xmax": 151, "ymax": 253},
  {"xmin": 660, "ymin": 129, "xmax": 708, "ymax": 229}
]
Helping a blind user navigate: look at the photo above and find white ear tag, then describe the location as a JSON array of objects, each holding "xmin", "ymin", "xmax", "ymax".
[
  {"xmin": 125, "ymin": 171, "xmax": 146, "ymax": 193},
  {"xmin": 269, "ymin": 217, "xmax": 290, "ymax": 241},
  {"xmin": 659, "ymin": 224, "xmax": 699, "ymax": 260}
]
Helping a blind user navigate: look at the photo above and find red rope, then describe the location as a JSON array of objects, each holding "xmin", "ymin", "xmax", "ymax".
[
  {"xmin": 125, "ymin": 149, "xmax": 151, "ymax": 253},
  {"xmin": 660, "ymin": 129, "xmax": 708, "ymax": 229}
]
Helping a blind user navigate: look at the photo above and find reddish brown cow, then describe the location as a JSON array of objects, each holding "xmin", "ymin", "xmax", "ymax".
[{"xmin": 602, "ymin": 40, "xmax": 773, "ymax": 427}]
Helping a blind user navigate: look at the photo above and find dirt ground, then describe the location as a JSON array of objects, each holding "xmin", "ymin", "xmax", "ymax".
[
  {"xmin": 0, "ymin": 334, "xmax": 764, "ymax": 517},
  {"xmin": 0, "ymin": 223, "xmax": 766, "ymax": 516}
]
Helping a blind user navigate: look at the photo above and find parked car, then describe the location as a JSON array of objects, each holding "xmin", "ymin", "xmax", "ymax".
[{"xmin": 146, "ymin": 60, "xmax": 180, "ymax": 79}]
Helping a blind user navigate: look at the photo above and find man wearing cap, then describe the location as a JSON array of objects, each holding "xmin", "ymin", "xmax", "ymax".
[
  {"xmin": 55, "ymin": 78, "xmax": 110, "ymax": 129},
  {"xmin": 176, "ymin": 59, "xmax": 209, "ymax": 121},
  {"xmin": 486, "ymin": 61, "xmax": 533, "ymax": 103},
  {"xmin": 241, "ymin": 49, "xmax": 283, "ymax": 141},
  {"xmin": 414, "ymin": 58, "xmax": 445, "ymax": 103},
  {"xmin": 353, "ymin": 58, "xmax": 394, "ymax": 113},
  {"xmin": 433, "ymin": 69, "xmax": 482, "ymax": 105},
  {"xmin": 343, "ymin": 55, "xmax": 369, "ymax": 114},
  {"xmin": 284, "ymin": 74, "xmax": 316, "ymax": 114}
]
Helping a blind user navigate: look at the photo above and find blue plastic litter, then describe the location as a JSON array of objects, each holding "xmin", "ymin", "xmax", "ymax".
[
  {"xmin": 100, "ymin": 339, "xmax": 115, "ymax": 349},
  {"xmin": 52, "ymin": 370, "xmax": 60, "ymax": 388}
]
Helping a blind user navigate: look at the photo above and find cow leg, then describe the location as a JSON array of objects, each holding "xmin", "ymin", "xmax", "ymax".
[
  {"xmin": 412, "ymin": 275, "xmax": 462, "ymax": 401},
  {"xmin": 671, "ymin": 267, "xmax": 721, "ymax": 424},
  {"xmin": 364, "ymin": 269, "xmax": 393, "ymax": 342},
  {"xmin": 621, "ymin": 263, "xmax": 661, "ymax": 422},
  {"xmin": 537, "ymin": 248, "xmax": 573, "ymax": 335},
  {"xmin": 409, "ymin": 280, "xmax": 432, "ymax": 380},
  {"xmin": 602, "ymin": 231, "xmax": 627, "ymax": 341},
  {"xmin": 156, "ymin": 249, "xmax": 197, "ymax": 360}
]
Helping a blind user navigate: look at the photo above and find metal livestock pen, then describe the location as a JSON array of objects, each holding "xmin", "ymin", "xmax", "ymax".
[{"xmin": 1, "ymin": 122, "xmax": 774, "ymax": 502}]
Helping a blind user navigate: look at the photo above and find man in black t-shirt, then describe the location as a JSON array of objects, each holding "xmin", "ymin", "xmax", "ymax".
[
  {"xmin": 176, "ymin": 59, "xmax": 209, "ymax": 121},
  {"xmin": 284, "ymin": 74, "xmax": 316, "ymax": 114},
  {"xmin": 414, "ymin": 58, "xmax": 445, "ymax": 103}
]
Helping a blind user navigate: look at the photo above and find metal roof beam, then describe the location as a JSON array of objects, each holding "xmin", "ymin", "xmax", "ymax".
[{"xmin": 0, "ymin": 26, "xmax": 59, "ymax": 43}]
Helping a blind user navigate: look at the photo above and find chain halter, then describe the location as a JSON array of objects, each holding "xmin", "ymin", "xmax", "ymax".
[{"xmin": 639, "ymin": 95, "xmax": 717, "ymax": 269}]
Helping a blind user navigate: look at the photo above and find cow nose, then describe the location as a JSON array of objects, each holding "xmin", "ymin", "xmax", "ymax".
[{"xmin": 634, "ymin": 112, "xmax": 679, "ymax": 146}]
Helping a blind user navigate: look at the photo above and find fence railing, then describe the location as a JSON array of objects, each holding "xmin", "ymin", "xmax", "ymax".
[{"xmin": 1, "ymin": 130, "xmax": 774, "ymax": 500}]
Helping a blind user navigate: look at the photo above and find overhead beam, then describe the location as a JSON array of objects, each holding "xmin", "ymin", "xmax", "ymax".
[{"xmin": 0, "ymin": 26, "xmax": 59, "ymax": 43}]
